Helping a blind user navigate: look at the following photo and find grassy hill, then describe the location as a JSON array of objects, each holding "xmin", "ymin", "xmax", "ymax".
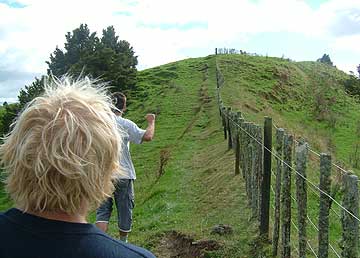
[
  {"xmin": 119, "ymin": 54, "xmax": 360, "ymax": 257},
  {"xmin": 97, "ymin": 54, "xmax": 360, "ymax": 257},
  {"xmin": 0, "ymin": 53, "xmax": 359, "ymax": 257},
  {"xmin": 216, "ymin": 54, "xmax": 360, "ymax": 257},
  {"xmin": 217, "ymin": 54, "xmax": 360, "ymax": 172},
  {"xmin": 93, "ymin": 56, "xmax": 263, "ymax": 257}
]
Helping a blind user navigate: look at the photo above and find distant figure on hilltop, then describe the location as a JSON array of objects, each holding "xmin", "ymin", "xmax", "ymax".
[
  {"xmin": 0, "ymin": 77, "xmax": 155, "ymax": 258},
  {"xmin": 96, "ymin": 92, "xmax": 156, "ymax": 243}
]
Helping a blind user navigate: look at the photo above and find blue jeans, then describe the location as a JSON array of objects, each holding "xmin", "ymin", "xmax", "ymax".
[{"xmin": 96, "ymin": 179, "xmax": 134, "ymax": 232}]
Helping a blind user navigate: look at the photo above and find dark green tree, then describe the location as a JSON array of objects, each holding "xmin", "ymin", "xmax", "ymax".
[
  {"xmin": 47, "ymin": 24, "xmax": 98, "ymax": 77},
  {"xmin": 357, "ymin": 64, "xmax": 360, "ymax": 77},
  {"xmin": 317, "ymin": 54, "xmax": 334, "ymax": 66},
  {"xmin": 344, "ymin": 73, "xmax": 360, "ymax": 97},
  {"xmin": 46, "ymin": 24, "xmax": 138, "ymax": 92},
  {"xmin": 0, "ymin": 103, "xmax": 20, "ymax": 137},
  {"xmin": 0, "ymin": 77, "xmax": 48, "ymax": 137},
  {"xmin": 1, "ymin": 24, "xmax": 137, "ymax": 136},
  {"xmin": 18, "ymin": 76, "xmax": 47, "ymax": 108}
]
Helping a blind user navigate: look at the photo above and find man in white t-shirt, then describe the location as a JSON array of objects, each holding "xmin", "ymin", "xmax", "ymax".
[{"xmin": 96, "ymin": 92, "xmax": 155, "ymax": 242}]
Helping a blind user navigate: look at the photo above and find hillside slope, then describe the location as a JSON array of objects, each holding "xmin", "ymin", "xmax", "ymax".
[
  {"xmin": 118, "ymin": 54, "xmax": 360, "ymax": 257},
  {"xmin": 110, "ymin": 56, "xmax": 264, "ymax": 257},
  {"xmin": 217, "ymin": 54, "xmax": 360, "ymax": 173},
  {"xmin": 216, "ymin": 54, "xmax": 360, "ymax": 258},
  {"xmin": 1, "ymin": 53, "xmax": 358, "ymax": 257},
  {"xmin": 0, "ymin": 55, "xmax": 263, "ymax": 257}
]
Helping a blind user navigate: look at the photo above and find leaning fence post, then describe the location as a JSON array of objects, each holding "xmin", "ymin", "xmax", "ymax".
[
  {"xmin": 260, "ymin": 117, "xmax": 272, "ymax": 238},
  {"xmin": 272, "ymin": 128, "xmax": 284, "ymax": 257},
  {"xmin": 227, "ymin": 107, "xmax": 232, "ymax": 149},
  {"xmin": 318, "ymin": 153, "xmax": 331, "ymax": 258},
  {"xmin": 341, "ymin": 172, "xmax": 359, "ymax": 258},
  {"xmin": 295, "ymin": 140, "xmax": 308, "ymax": 258},
  {"xmin": 281, "ymin": 133, "xmax": 293, "ymax": 258}
]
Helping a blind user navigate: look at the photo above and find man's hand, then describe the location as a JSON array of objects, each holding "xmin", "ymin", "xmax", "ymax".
[
  {"xmin": 142, "ymin": 114, "xmax": 155, "ymax": 142},
  {"xmin": 145, "ymin": 114, "xmax": 155, "ymax": 123}
]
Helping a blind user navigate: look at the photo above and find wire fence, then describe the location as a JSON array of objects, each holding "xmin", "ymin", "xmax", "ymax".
[
  {"xmin": 224, "ymin": 111, "xmax": 359, "ymax": 223},
  {"xmin": 215, "ymin": 53, "xmax": 360, "ymax": 258}
]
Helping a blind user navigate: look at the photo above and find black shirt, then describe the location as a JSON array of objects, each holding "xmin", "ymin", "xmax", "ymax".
[{"xmin": 0, "ymin": 208, "xmax": 155, "ymax": 258}]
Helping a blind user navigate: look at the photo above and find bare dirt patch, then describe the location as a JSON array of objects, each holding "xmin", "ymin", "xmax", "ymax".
[{"xmin": 154, "ymin": 230, "xmax": 221, "ymax": 258}]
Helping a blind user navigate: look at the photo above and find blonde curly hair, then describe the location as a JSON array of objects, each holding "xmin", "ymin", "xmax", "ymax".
[{"xmin": 0, "ymin": 76, "xmax": 123, "ymax": 214}]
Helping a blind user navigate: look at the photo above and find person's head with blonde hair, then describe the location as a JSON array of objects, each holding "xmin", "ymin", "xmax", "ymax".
[{"xmin": 0, "ymin": 76, "xmax": 122, "ymax": 215}]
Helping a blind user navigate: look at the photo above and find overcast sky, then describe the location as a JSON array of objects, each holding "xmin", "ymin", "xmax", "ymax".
[{"xmin": 0, "ymin": 0, "xmax": 360, "ymax": 103}]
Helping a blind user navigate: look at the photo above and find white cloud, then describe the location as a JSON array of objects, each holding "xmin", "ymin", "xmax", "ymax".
[
  {"xmin": 0, "ymin": 97, "xmax": 17, "ymax": 104},
  {"xmin": 1, "ymin": 0, "xmax": 360, "ymax": 101},
  {"xmin": 336, "ymin": 62, "xmax": 358, "ymax": 74},
  {"xmin": 331, "ymin": 35, "xmax": 360, "ymax": 54}
]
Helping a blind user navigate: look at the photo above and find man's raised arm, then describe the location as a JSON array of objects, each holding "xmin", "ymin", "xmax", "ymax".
[{"xmin": 142, "ymin": 114, "xmax": 155, "ymax": 142}]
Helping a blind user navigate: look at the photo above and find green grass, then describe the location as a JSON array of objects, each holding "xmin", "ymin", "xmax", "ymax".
[
  {"xmin": 1, "ymin": 56, "xmax": 263, "ymax": 257},
  {"xmin": 86, "ymin": 56, "xmax": 263, "ymax": 257},
  {"xmin": 217, "ymin": 53, "xmax": 360, "ymax": 257},
  {"xmin": 217, "ymin": 54, "xmax": 360, "ymax": 173},
  {"xmin": 1, "ymin": 53, "xmax": 358, "ymax": 257}
]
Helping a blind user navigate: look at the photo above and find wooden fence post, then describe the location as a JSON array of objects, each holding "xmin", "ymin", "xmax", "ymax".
[
  {"xmin": 239, "ymin": 118, "xmax": 245, "ymax": 178},
  {"xmin": 237, "ymin": 111, "xmax": 242, "ymax": 119},
  {"xmin": 243, "ymin": 122, "xmax": 252, "ymax": 204},
  {"xmin": 227, "ymin": 107, "xmax": 232, "ymax": 149},
  {"xmin": 242, "ymin": 121, "xmax": 248, "ymax": 197},
  {"xmin": 235, "ymin": 112, "xmax": 241, "ymax": 175},
  {"xmin": 281, "ymin": 133, "xmax": 293, "ymax": 258},
  {"xmin": 250, "ymin": 124, "xmax": 258, "ymax": 218},
  {"xmin": 231, "ymin": 111, "xmax": 236, "ymax": 149},
  {"xmin": 233, "ymin": 112, "xmax": 240, "ymax": 149},
  {"xmin": 246, "ymin": 122, "xmax": 253, "ymax": 205},
  {"xmin": 222, "ymin": 107, "xmax": 227, "ymax": 140},
  {"xmin": 318, "ymin": 153, "xmax": 331, "ymax": 258},
  {"xmin": 341, "ymin": 172, "xmax": 359, "ymax": 258},
  {"xmin": 295, "ymin": 140, "xmax": 308, "ymax": 258},
  {"xmin": 218, "ymin": 100, "xmax": 222, "ymax": 117},
  {"xmin": 255, "ymin": 125, "xmax": 263, "ymax": 220},
  {"xmin": 248, "ymin": 123, "xmax": 255, "ymax": 207},
  {"xmin": 216, "ymin": 64, "xmax": 220, "ymax": 88},
  {"xmin": 272, "ymin": 128, "xmax": 284, "ymax": 257},
  {"xmin": 260, "ymin": 117, "xmax": 272, "ymax": 238}
]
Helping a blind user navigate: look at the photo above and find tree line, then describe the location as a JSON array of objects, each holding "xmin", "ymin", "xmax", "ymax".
[
  {"xmin": 0, "ymin": 24, "xmax": 138, "ymax": 137},
  {"xmin": 317, "ymin": 53, "xmax": 360, "ymax": 98}
]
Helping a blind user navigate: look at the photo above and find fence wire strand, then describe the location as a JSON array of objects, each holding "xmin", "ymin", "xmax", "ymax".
[
  {"xmin": 270, "ymin": 199, "xmax": 318, "ymax": 258},
  {"xmin": 290, "ymin": 217, "xmax": 319, "ymax": 258},
  {"xmin": 221, "ymin": 111, "xmax": 360, "ymax": 223},
  {"xmin": 217, "ymin": 64, "xmax": 347, "ymax": 258},
  {"xmin": 273, "ymin": 121, "xmax": 349, "ymax": 176},
  {"xmin": 288, "ymin": 195, "xmax": 341, "ymax": 258}
]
